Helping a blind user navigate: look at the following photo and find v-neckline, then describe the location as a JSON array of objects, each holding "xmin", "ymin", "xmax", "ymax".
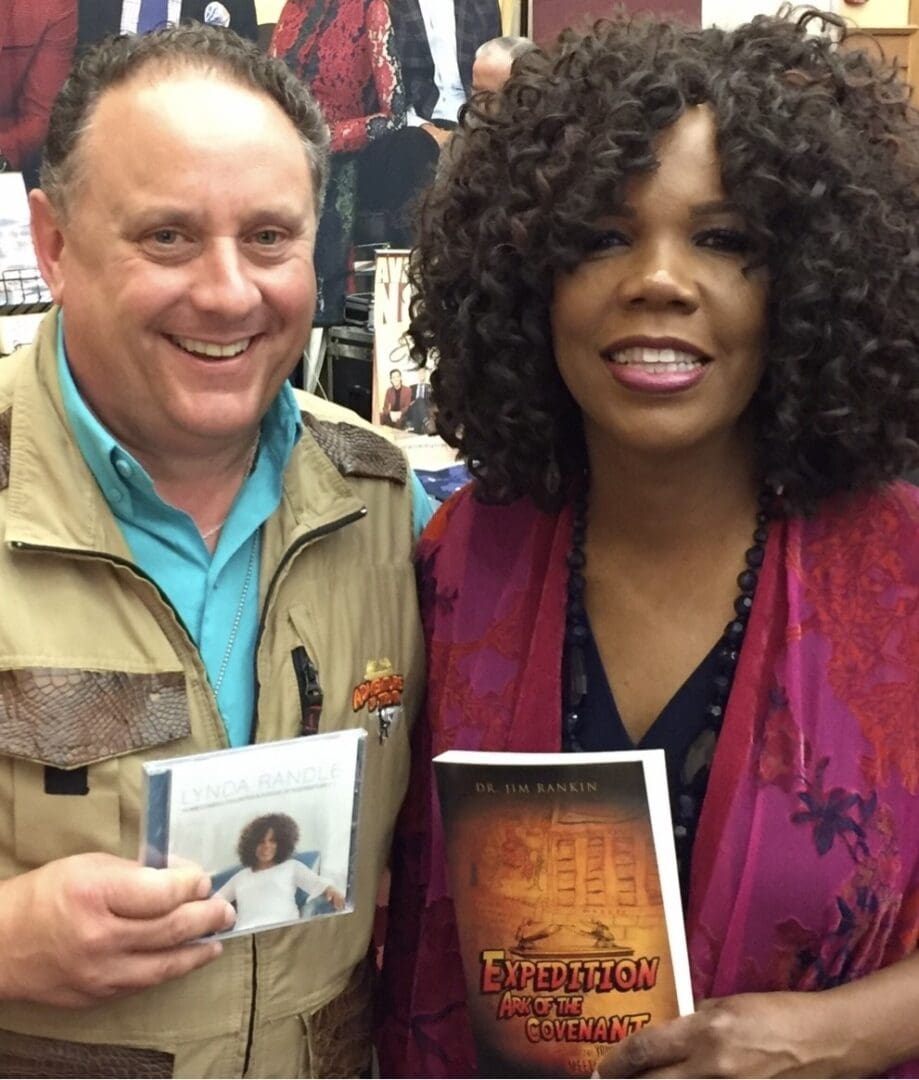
[{"xmin": 580, "ymin": 612, "xmax": 722, "ymax": 751}]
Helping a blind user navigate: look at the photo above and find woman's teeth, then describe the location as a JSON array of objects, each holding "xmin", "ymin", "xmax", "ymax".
[{"xmin": 609, "ymin": 347, "xmax": 703, "ymax": 372}]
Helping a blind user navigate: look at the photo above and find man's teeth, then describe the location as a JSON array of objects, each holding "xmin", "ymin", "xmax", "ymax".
[
  {"xmin": 171, "ymin": 335, "xmax": 251, "ymax": 358},
  {"xmin": 609, "ymin": 347, "xmax": 702, "ymax": 372}
]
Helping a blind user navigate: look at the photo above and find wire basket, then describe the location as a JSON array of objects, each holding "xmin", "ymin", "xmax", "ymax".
[{"xmin": 0, "ymin": 267, "xmax": 52, "ymax": 314}]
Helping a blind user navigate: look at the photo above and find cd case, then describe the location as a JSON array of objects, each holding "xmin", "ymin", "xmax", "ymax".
[{"xmin": 141, "ymin": 729, "xmax": 366, "ymax": 938}]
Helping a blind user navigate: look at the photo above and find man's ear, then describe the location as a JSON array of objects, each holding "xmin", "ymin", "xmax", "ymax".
[{"xmin": 29, "ymin": 189, "xmax": 67, "ymax": 304}]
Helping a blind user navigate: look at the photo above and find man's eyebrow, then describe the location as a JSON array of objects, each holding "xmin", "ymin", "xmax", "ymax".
[
  {"xmin": 239, "ymin": 208, "xmax": 309, "ymax": 231},
  {"xmin": 125, "ymin": 207, "xmax": 202, "ymax": 231},
  {"xmin": 124, "ymin": 206, "xmax": 309, "ymax": 233}
]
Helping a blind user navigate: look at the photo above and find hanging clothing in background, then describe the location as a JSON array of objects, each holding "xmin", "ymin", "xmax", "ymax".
[{"xmin": 270, "ymin": 0, "xmax": 406, "ymax": 325}]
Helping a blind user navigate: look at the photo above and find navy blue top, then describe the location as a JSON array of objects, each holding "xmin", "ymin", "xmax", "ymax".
[{"xmin": 573, "ymin": 615, "xmax": 721, "ymax": 904}]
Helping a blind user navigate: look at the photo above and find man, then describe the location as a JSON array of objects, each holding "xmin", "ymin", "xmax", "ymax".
[
  {"xmin": 354, "ymin": 0, "xmax": 500, "ymax": 247},
  {"xmin": 0, "ymin": 25, "xmax": 424, "ymax": 1076},
  {"xmin": 76, "ymin": 0, "xmax": 258, "ymax": 51},
  {"xmin": 388, "ymin": 0, "xmax": 501, "ymax": 144},
  {"xmin": 471, "ymin": 34, "xmax": 534, "ymax": 93},
  {"xmin": 404, "ymin": 365, "xmax": 435, "ymax": 434},
  {"xmin": 380, "ymin": 368, "xmax": 413, "ymax": 428},
  {"xmin": 428, "ymin": 34, "xmax": 533, "ymax": 198},
  {"xmin": 0, "ymin": 1, "xmax": 76, "ymax": 183}
]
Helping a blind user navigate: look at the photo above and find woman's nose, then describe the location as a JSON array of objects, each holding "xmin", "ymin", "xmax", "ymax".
[{"xmin": 615, "ymin": 249, "xmax": 699, "ymax": 312}]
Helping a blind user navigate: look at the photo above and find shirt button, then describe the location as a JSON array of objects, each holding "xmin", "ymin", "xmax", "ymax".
[
  {"xmin": 115, "ymin": 459, "xmax": 133, "ymax": 479},
  {"xmin": 109, "ymin": 489, "xmax": 123, "ymax": 503}
]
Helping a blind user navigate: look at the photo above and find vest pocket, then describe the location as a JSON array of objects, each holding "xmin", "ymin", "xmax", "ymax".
[
  {"xmin": 0, "ymin": 667, "xmax": 191, "ymax": 868},
  {"xmin": 11, "ymin": 757, "xmax": 122, "ymax": 868},
  {"xmin": 0, "ymin": 1028, "xmax": 174, "ymax": 1079}
]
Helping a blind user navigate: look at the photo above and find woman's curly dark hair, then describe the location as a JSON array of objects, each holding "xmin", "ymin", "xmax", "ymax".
[
  {"xmin": 411, "ymin": 6, "xmax": 919, "ymax": 512},
  {"xmin": 237, "ymin": 812, "xmax": 299, "ymax": 868}
]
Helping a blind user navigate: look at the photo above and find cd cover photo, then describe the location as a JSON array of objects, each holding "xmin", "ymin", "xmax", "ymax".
[{"xmin": 141, "ymin": 729, "xmax": 365, "ymax": 938}]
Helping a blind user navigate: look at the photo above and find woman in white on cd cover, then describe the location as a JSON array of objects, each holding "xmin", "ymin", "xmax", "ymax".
[{"xmin": 216, "ymin": 812, "xmax": 345, "ymax": 932}]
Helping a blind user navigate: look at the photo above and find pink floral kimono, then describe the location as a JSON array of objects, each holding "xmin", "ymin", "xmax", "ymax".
[{"xmin": 377, "ymin": 481, "xmax": 919, "ymax": 1078}]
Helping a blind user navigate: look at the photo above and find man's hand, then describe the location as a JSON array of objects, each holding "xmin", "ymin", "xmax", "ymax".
[
  {"xmin": 421, "ymin": 122, "xmax": 452, "ymax": 148},
  {"xmin": 0, "ymin": 853, "xmax": 235, "ymax": 1008},
  {"xmin": 594, "ymin": 992, "xmax": 855, "ymax": 1079},
  {"xmin": 323, "ymin": 885, "xmax": 346, "ymax": 912}
]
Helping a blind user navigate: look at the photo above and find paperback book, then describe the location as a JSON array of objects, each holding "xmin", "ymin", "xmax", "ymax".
[
  {"xmin": 141, "ymin": 729, "xmax": 365, "ymax": 938},
  {"xmin": 434, "ymin": 749, "xmax": 693, "ymax": 1079}
]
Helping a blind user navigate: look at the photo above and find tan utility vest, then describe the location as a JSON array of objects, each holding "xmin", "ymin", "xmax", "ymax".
[{"xmin": 0, "ymin": 314, "xmax": 424, "ymax": 1077}]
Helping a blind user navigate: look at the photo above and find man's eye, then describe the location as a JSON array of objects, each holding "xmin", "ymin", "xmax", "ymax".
[
  {"xmin": 150, "ymin": 229, "xmax": 180, "ymax": 245},
  {"xmin": 697, "ymin": 228, "xmax": 754, "ymax": 255},
  {"xmin": 253, "ymin": 229, "xmax": 283, "ymax": 245}
]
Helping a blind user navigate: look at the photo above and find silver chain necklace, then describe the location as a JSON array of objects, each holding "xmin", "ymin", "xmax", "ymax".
[
  {"xmin": 211, "ymin": 435, "xmax": 262, "ymax": 696},
  {"xmin": 213, "ymin": 529, "xmax": 258, "ymax": 695},
  {"xmin": 198, "ymin": 435, "xmax": 261, "ymax": 544}
]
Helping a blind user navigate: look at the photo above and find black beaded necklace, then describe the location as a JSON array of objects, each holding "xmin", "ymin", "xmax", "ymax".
[{"xmin": 562, "ymin": 483, "xmax": 772, "ymax": 892}]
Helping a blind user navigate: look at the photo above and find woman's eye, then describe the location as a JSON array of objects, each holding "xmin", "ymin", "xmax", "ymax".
[
  {"xmin": 697, "ymin": 228, "xmax": 754, "ymax": 255},
  {"xmin": 585, "ymin": 229, "xmax": 629, "ymax": 256}
]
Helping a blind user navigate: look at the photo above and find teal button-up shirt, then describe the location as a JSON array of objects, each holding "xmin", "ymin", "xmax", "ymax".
[{"xmin": 57, "ymin": 323, "xmax": 433, "ymax": 745}]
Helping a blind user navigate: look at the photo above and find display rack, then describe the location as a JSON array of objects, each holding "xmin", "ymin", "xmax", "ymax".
[{"xmin": 0, "ymin": 268, "xmax": 52, "ymax": 315}]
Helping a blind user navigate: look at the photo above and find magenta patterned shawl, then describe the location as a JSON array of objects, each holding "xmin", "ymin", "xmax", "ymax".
[{"xmin": 377, "ymin": 482, "xmax": 919, "ymax": 1078}]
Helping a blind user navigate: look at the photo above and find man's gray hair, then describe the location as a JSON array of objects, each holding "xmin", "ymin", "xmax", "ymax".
[
  {"xmin": 474, "ymin": 35, "xmax": 535, "ymax": 62},
  {"xmin": 41, "ymin": 23, "xmax": 330, "ymax": 217}
]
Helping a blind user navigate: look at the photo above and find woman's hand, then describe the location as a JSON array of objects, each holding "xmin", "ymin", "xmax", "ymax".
[{"xmin": 594, "ymin": 991, "xmax": 854, "ymax": 1079}]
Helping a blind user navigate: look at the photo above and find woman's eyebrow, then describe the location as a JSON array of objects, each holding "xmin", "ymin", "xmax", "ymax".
[{"xmin": 690, "ymin": 199, "xmax": 742, "ymax": 218}]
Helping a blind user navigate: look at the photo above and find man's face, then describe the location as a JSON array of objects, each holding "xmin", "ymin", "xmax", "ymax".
[
  {"xmin": 31, "ymin": 71, "xmax": 317, "ymax": 461},
  {"xmin": 471, "ymin": 52, "xmax": 512, "ymax": 94},
  {"xmin": 391, "ymin": 371, "xmax": 402, "ymax": 389}
]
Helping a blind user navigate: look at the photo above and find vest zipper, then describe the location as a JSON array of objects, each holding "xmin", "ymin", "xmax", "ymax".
[
  {"xmin": 291, "ymin": 645, "xmax": 323, "ymax": 736},
  {"xmin": 241, "ymin": 503, "xmax": 365, "ymax": 1076},
  {"xmin": 248, "ymin": 506, "xmax": 366, "ymax": 744}
]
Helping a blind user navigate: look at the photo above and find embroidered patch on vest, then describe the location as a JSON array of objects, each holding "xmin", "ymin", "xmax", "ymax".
[
  {"xmin": 0, "ymin": 668, "xmax": 190, "ymax": 768},
  {"xmin": 0, "ymin": 407, "xmax": 11, "ymax": 492},
  {"xmin": 301, "ymin": 413, "xmax": 407, "ymax": 484},
  {"xmin": 351, "ymin": 658, "xmax": 404, "ymax": 744}
]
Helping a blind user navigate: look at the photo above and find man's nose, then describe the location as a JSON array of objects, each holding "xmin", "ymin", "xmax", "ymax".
[{"xmin": 189, "ymin": 239, "xmax": 261, "ymax": 319}]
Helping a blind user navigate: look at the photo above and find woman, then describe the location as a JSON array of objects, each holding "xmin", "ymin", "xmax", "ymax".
[
  {"xmin": 217, "ymin": 812, "xmax": 345, "ymax": 932},
  {"xmin": 269, "ymin": 0, "xmax": 405, "ymax": 323},
  {"xmin": 379, "ymin": 9, "xmax": 919, "ymax": 1078}
]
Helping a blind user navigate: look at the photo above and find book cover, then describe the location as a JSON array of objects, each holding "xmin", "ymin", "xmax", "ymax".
[
  {"xmin": 141, "ymin": 730, "xmax": 365, "ymax": 938},
  {"xmin": 434, "ymin": 749, "xmax": 693, "ymax": 1079}
]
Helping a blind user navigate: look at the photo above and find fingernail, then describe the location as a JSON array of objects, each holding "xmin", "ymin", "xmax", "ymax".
[
  {"xmin": 196, "ymin": 876, "xmax": 212, "ymax": 899},
  {"xmin": 223, "ymin": 901, "xmax": 237, "ymax": 927}
]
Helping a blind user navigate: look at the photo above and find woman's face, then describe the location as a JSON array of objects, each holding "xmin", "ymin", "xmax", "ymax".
[
  {"xmin": 255, "ymin": 827, "xmax": 278, "ymax": 869},
  {"xmin": 550, "ymin": 106, "xmax": 767, "ymax": 464}
]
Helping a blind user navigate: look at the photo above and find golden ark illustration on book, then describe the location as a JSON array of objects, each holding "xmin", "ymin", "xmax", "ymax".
[{"xmin": 434, "ymin": 749, "xmax": 694, "ymax": 1078}]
